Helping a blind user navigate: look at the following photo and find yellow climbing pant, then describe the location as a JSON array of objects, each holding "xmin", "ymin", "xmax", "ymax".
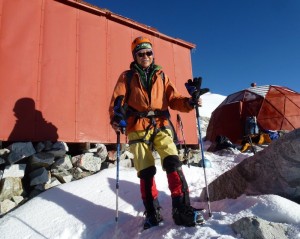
[{"xmin": 128, "ymin": 128, "xmax": 178, "ymax": 173}]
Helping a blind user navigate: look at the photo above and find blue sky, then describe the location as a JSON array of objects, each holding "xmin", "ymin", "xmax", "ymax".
[{"xmin": 86, "ymin": 0, "xmax": 300, "ymax": 96}]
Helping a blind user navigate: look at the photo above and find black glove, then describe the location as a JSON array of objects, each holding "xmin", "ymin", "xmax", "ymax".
[
  {"xmin": 185, "ymin": 77, "xmax": 209, "ymax": 100},
  {"xmin": 112, "ymin": 95, "xmax": 127, "ymax": 133}
]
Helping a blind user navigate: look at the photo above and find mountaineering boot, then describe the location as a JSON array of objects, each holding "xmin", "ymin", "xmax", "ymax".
[
  {"xmin": 139, "ymin": 167, "xmax": 162, "ymax": 229},
  {"xmin": 172, "ymin": 205, "xmax": 205, "ymax": 226},
  {"xmin": 172, "ymin": 196, "xmax": 205, "ymax": 227},
  {"xmin": 163, "ymin": 156, "xmax": 204, "ymax": 226},
  {"xmin": 143, "ymin": 198, "xmax": 163, "ymax": 230},
  {"xmin": 143, "ymin": 207, "xmax": 163, "ymax": 230}
]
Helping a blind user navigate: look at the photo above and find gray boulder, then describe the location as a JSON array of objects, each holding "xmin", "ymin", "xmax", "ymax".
[
  {"xmin": 231, "ymin": 216, "xmax": 288, "ymax": 239},
  {"xmin": 76, "ymin": 153, "xmax": 102, "ymax": 172},
  {"xmin": 85, "ymin": 144, "xmax": 108, "ymax": 163},
  {"xmin": 29, "ymin": 152, "xmax": 55, "ymax": 170},
  {"xmin": 29, "ymin": 167, "xmax": 50, "ymax": 186},
  {"xmin": 7, "ymin": 142, "xmax": 36, "ymax": 164},
  {"xmin": 200, "ymin": 129, "xmax": 300, "ymax": 203},
  {"xmin": 51, "ymin": 169, "xmax": 73, "ymax": 183},
  {"xmin": 51, "ymin": 155, "xmax": 73, "ymax": 171}
]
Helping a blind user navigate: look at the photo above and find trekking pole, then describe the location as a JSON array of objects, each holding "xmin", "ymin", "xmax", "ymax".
[
  {"xmin": 185, "ymin": 77, "xmax": 211, "ymax": 217},
  {"xmin": 115, "ymin": 125, "xmax": 126, "ymax": 222},
  {"xmin": 115, "ymin": 130, "xmax": 121, "ymax": 222},
  {"xmin": 113, "ymin": 95, "xmax": 127, "ymax": 222},
  {"xmin": 177, "ymin": 114, "xmax": 190, "ymax": 167},
  {"xmin": 195, "ymin": 105, "xmax": 212, "ymax": 218}
]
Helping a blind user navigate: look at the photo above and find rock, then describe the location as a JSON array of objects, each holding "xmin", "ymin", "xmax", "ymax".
[
  {"xmin": 34, "ymin": 178, "xmax": 61, "ymax": 191},
  {"xmin": 0, "ymin": 199, "xmax": 16, "ymax": 215},
  {"xmin": 47, "ymin": 149, "xmax": 66, "ymax": 158},
  {"xmin": 47, "ymin": 141, "xmax": 68, "ymax": 157},
  {"xmin": 44, "ymin": 178, "xmax": 61, "ymax": 190},
  {"xmin": 7, "ymin": 142, "xmax": 36, "ymax": 164},
  {"xmin": 51, "ymin": 169, "xmax": 73, "ymax": 183},
  {"xmin": 35, "ymin": 142, "xmax": 46, "ymax": 153},
  {"xmin": 0, "ymin": 177, "xmax": 23, "ymax": 201},
  {"xmin": 200, "ymin": 129, "xmax": 300, "ymax": 203},
  {"xmin": 44, "ymin": 141, "xmax": 53, "ymax": 151},
  {"xmin": 51, "ymin": 155, "xmax": 73, "ymax": 171},
  {"xmin": 231, "ymin": 216, "xmax": 288, "ymax": 239},
  {"xmin": 71, "ymin": 155, "xmax": 81, "ymax": 166},
  {"xmin": 85, "ymin": 143, "xmax": 108, "ymax": 162},
  {"xmin": 0, "ymin": 148, "xmax": 9, "ymax": 165},
  {"xmin": 2, "ymin": 164, "xmax": 26, "ymax": 178},
  {"xmin": 0, "ymin": 148, "xmax": 10, "ymax": 156},
  {"xmin": 29, "ymin": 167, "xmax": 50, "ymax": 186},
  {"xmin": 12, "ymin": 195, "xmax": 24, "ymax": 205},
  {"xmin": 52, "ymin": 141, "xmax": 69, "ymax": 152},
  {"xmin": 69, "ymin": 167, "xmax": 93, "ymax": 180},
  {"xmin": 95, "ymin": 143, "xmax": 108, "ymax": 162},
  {"xmin": 0, "ymin": 140, "xmax": 112, "ymax": 215},
  {"xmin": 29, "ymin": 152, "xmax": 55, "ymax": 170},
  {"xmin": 77, "ymin": 153, "xmax": 101, "ymax": 172}
]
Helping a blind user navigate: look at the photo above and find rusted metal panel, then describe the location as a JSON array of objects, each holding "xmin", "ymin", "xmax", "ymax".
[
  {"xmin": 0, "ymin": 0, "xmax": 42, "ymax": 141},
  {"xmin": 39, "ymin": 0, "xmax": 77, "ymax": 141},
  {"xmin": 76, "ymin": 9, "xmax": 108, "ymax": 142},
  {"xmin": 0, "ymin": 0, "xmax": 197, "ymax": 144}
]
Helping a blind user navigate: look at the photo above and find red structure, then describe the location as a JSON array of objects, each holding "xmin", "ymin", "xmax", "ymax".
[
  {"xmin": 0, "ymin": 0, "xmax": 198, "ymax": 144},
  {"xmin": 206, "ymin": 85, "xmax": 300, "ymax": 144}
]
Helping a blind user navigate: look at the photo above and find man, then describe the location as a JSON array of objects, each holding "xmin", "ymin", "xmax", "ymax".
[{"xmin": 109, "ymin": 36, "xmax": 204, "ymax": 229}]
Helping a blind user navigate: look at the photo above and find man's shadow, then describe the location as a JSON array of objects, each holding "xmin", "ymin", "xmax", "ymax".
[{"xmin": 8, "ymin": 98, "xmax": 58, "ymax": 142}]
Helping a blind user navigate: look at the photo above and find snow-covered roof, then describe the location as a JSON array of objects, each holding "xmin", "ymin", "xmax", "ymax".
[{"xmin": 247, "ymin": 85, "xmax": 270, "ymax": 97}]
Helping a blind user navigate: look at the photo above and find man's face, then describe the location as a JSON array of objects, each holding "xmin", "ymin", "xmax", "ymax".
[{"xmin": 135, "ymin": 50, "xmax": 154, "ymax": 69}]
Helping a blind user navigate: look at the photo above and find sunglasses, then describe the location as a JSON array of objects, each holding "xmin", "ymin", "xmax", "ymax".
[{"xmin": 137, "ymin": 51, "xmax": 153, "ymax": 57}]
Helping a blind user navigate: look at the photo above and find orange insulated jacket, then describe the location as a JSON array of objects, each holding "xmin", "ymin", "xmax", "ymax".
[{"xmin": 109, "ymin": 68, "xmax": 193, "ymax": 134}]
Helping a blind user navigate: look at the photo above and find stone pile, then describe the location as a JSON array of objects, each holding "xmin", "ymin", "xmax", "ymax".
[{"xmin": 0, "ymin": 141, "xmax": 134, "ymax": 215}]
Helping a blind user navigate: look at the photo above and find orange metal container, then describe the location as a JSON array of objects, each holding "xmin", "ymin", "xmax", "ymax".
[{"xmin": 0, "ymin": 0, "xmax": 197, "ymax": 144}]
